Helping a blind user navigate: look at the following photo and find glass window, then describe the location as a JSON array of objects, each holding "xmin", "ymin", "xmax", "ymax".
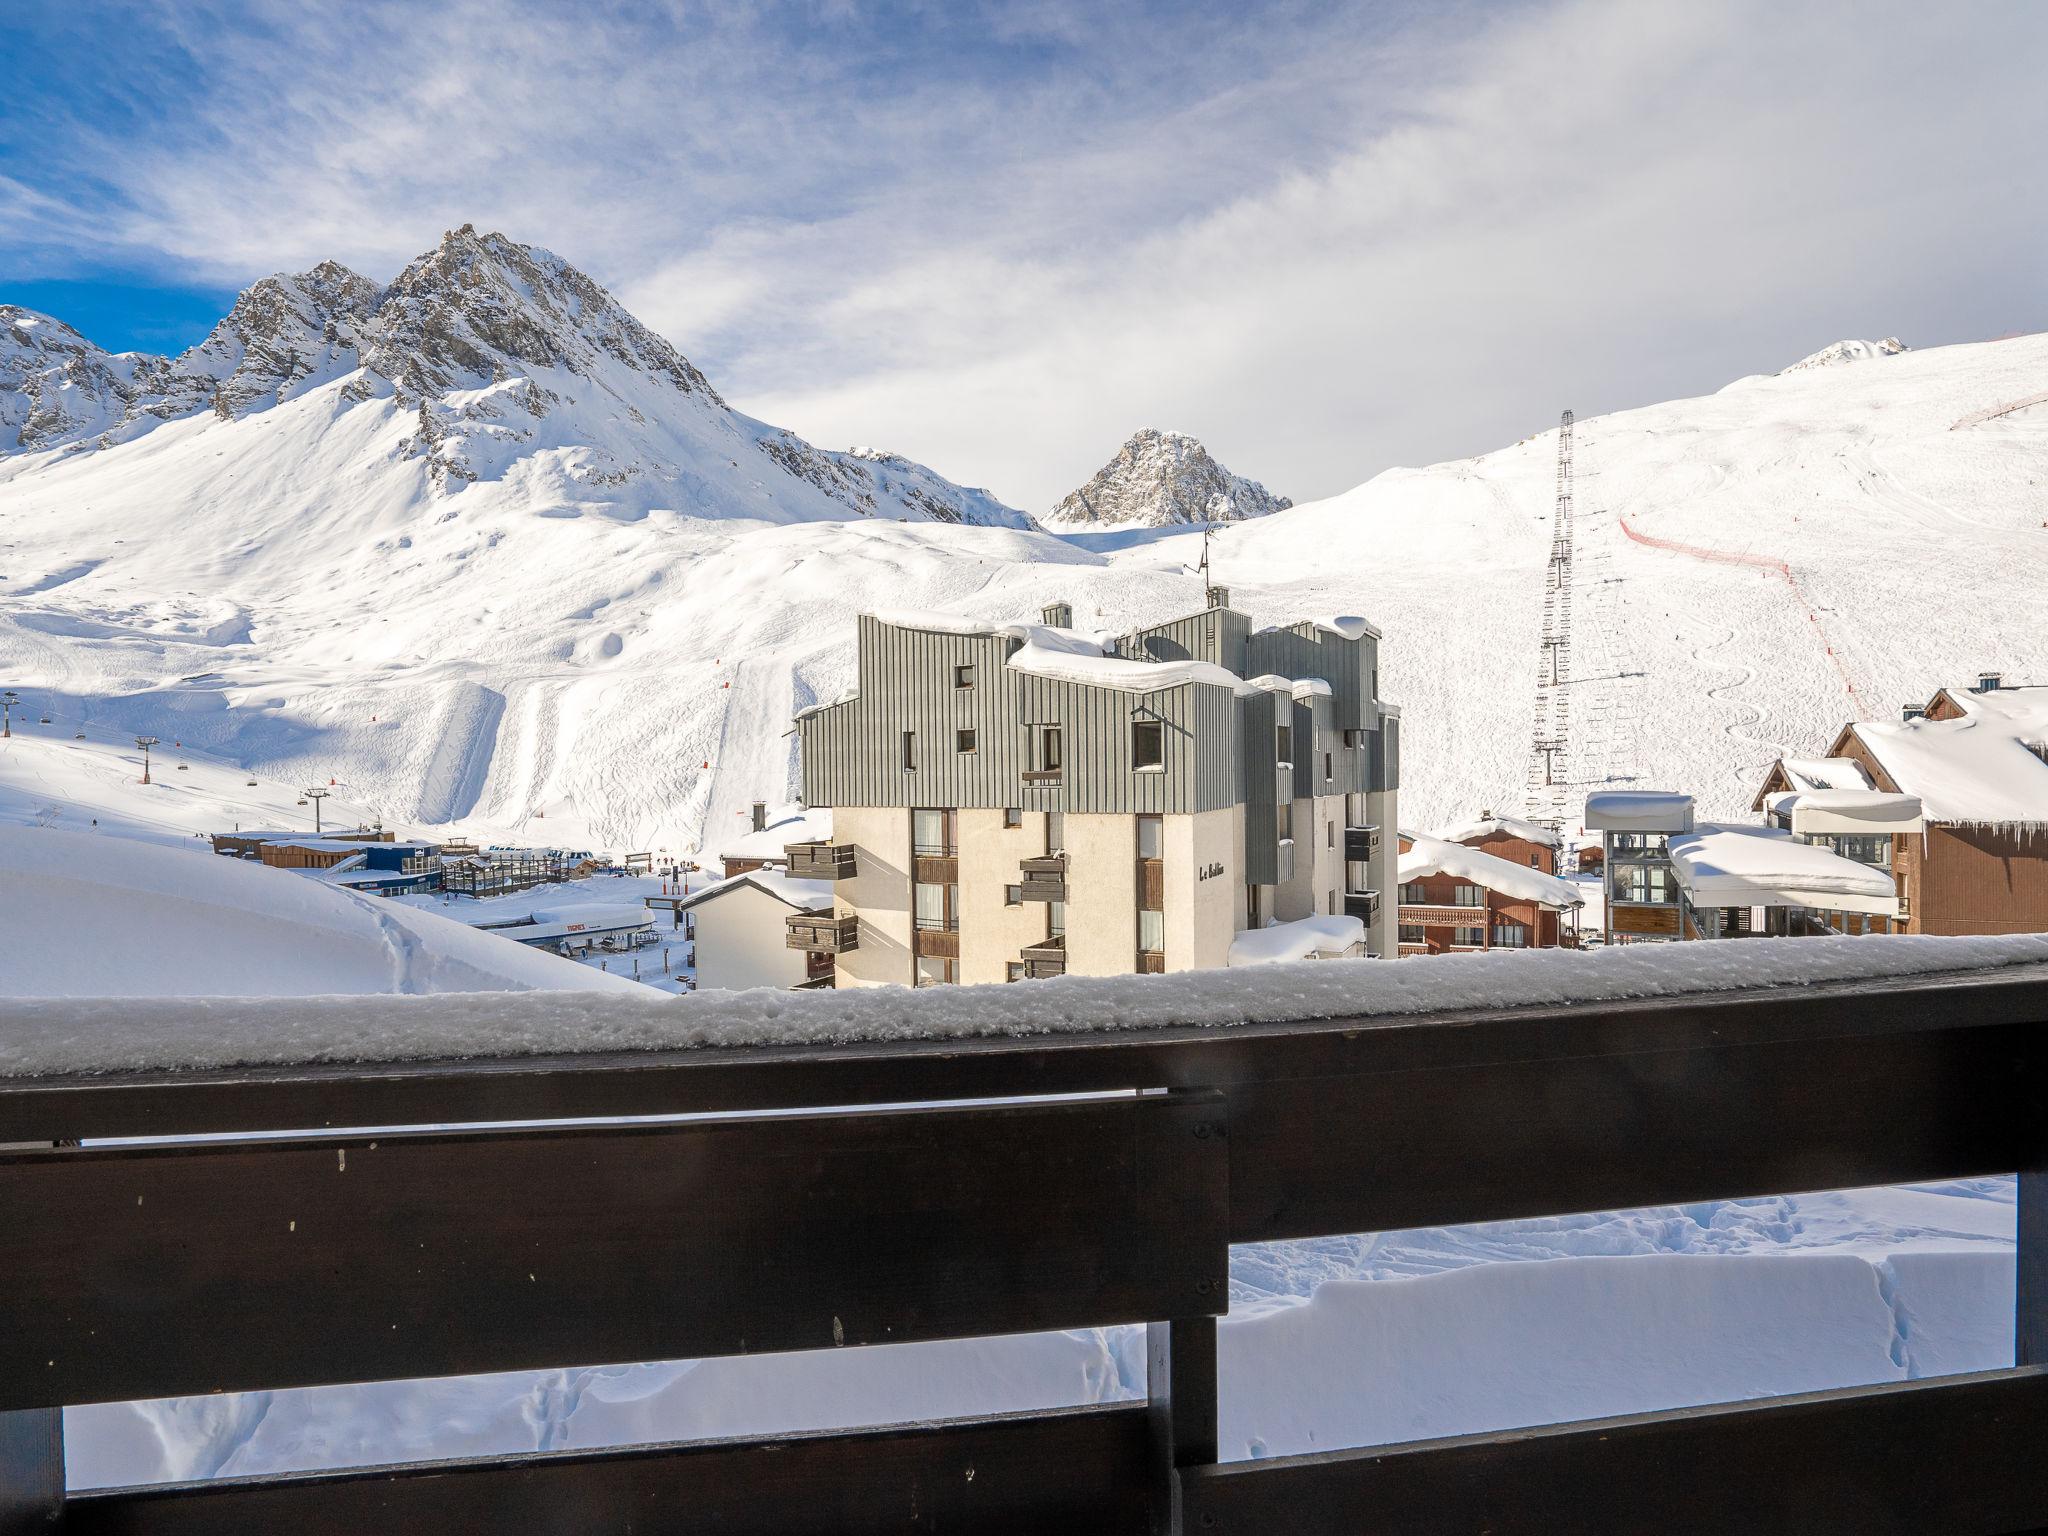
[
  {"xmin": 1047, "ymin": 900, "xmax": 1066, "ymax": 938},
  {"xmin": 915, "ymin": 955, "xmax": 956, "ymax": 986},
  {"xmin": 902, "ymin": 731, "xmax": 916, "ymax": 771},
  {"xmin": 1276, "ymin": 724, "xmax": 1293, "ymax": 764},
  {"xmin": 1006, "ymin": 962, "xmax": 1026, "ymax": 982},
  {"xmin": 914, "ymin": 882, "xmax": 948, "ymax": 929},
  {"xmin": 954, "ymin": 664, "xmax": 975, "ymax": 689},
  {"xmin": 1041, "ymin": 726, "xmax": 1063, "ymax": 773},
  {"xmin": 1046, "ymin": 812, "xmax": 1064, "ymax": 853},
  {"xmin": 1137, "ymin": 814, "xmax": 1163, "ymax": 860},
  {"xmin": 1005, "ymin": 884, "xmax": 1023, "ymax": 905},
  {"xmin": 1615, "ymin": 863, "xmax": 1675, "ymax": 904},
  {"xmin": 1003, "ymin": 807, "xmax": 1023, "ymax": 828},
  {"xmin": 1399, "ymin": 880, "xmax": 1426, "ymax": 904},
  {"xmin": 1324, "ymin": 752, "xmax": 1333, "ymax": 781},
  {"xmin": 1399, "ymin": 924, "xmax": 1425, "ymax": 945},
  {"xmin": 1452, "ymin": 883, "xmax": 1484, "ymax": 907},
  {"xmin": 1138, "ymin": 908, "xmax": 1164, "ymax": 953},
  {"xmin": 1278, "ymin": 802, "xmax": 1293, "ymax": 841},
  {"xmin": 1132, "ymin": 720, "xmax": 1164, "ymax": 770},
  {"xmin": 1492, "ymin": 923, "xmax": 1530, "ymax": 948},
  {"xmin": 956, "ymin": 728, "xmax": 977, "ymax": 754},
  {"xmin": 1452, "ymin": 925, "xmax": 1485, "ymax": 947},
  {"xmin": 912, "ymin": 808, "xmax": 955, "ymax": 855}
]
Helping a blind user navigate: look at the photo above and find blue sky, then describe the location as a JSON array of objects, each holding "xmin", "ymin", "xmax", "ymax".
[{"xmin": 4, "ymin": 0, "xmax": 2044, "ymax": 507}]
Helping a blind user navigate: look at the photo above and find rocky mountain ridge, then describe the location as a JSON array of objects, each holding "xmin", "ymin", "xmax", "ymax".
[
  {"xmin": 0, "ymin": 226, "xmax": 1029, "ymax": 527},
  {"xmin": 1043, "ymin": 427, "xmax": 1290, "ymax": 528}
]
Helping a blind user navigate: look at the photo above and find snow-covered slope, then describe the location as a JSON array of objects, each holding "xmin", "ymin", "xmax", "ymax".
[
  {"xmin": 1042, "ymin": 427, "xmax": 1291, "ymax": 528},
  {"xmin": 0, "ymin": 825, "xmax": 647, "ymax": 997},
  {"xmin": 1, "ymin": 310, "xmax": 2042, "ymax": 849}
]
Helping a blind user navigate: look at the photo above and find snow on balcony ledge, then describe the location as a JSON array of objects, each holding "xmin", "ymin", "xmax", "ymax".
[{"xmin": 5, "ymin": 935, "xmax": 2048, "ymax": 1079}]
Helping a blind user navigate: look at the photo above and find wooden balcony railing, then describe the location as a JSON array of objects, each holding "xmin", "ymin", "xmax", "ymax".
[
  {"xmin": 3, "ymin": 960, "xmax": 2046, "ymax": 1533},
  {"xmin": 1019, "ymin": 853, "xmax": 1066, "ymax": 902},
  {"xmin": 1344, "ymin": 824, "xmax": 1380, "ymax": 864},
  {"xmin": 1018, "ymin": 935, "xmax": 1067, "ymax": 978},
  {"xmin": 785, "ymin": 912, "xmax": 859, "ymax": 954},
  {"xmin": 784, "ymin": 841, "xmax": 857, "ymax": 881},
  {"xmin": 1344, "ymin": 890, "xmax": 1380, "ymax": 927}
]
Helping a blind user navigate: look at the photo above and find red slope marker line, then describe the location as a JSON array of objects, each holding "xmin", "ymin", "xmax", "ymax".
[
  {"xmin": 1618, "ymin": 515, "xmax": 1869, "ymax": 715},
  {"xmin": 1951, "ymin": 390, "xmax": 2048, "ymax": 430}
]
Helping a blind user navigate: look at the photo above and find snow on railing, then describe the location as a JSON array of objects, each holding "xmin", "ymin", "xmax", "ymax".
[{"xmin": 5, "ymin": 934, "xmax": 2047, "ymax": 1079}]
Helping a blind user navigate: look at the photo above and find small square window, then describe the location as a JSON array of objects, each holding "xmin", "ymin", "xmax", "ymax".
[
  {"xmin": 1132, "ymin": 719, "xmax": 1164, "ymax": 771},
  {"xmin": 1005, "ymin": 884, "xmax": 1023, "ymax": 905},
  {"xmin": 1006, "ymin": 962, "xmax": 1026, "ymax": 982},
  {"xmin": 1003, "ymin": 807, "xmax": 1023, "ymax": 828},
  {"xmin": 954, "ymin": 664, "xmax": 976, "ymax": 689},
  {"xmin": 957, "ymin": 728, "xmax": 978, "ymax": 754}
]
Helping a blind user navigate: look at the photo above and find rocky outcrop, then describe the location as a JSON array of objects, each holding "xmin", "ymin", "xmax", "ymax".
[{"xmin": 1044, "ymin": 428, "xmax": 1289, "ymax": 529}]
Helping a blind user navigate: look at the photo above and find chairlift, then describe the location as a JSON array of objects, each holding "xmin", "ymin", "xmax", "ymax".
[
  {"xmin": 176, "ymin": 763, "xmax": 189, "ymax": 771},
  {"xmin": 246, "ymin": 779, "xmax": 259, "ymax": 787},
  {"xmin": 39, "ymin": 713, "xmax": 52, "ymax": 725},
  {"xmin": 297, "ymin": 797, "xmax": 309, "ymax": 806}
]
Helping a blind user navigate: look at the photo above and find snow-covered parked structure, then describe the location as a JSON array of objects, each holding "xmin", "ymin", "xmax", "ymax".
[
  {"xmin": 719, "ymin": 802, "xmax": 832, "ymax": 879},
  {"xmin": 1431, "ymin": 811, "xmax": 1564, "ymax": 876},
  {"xmin": 1396, "ymin": 830, "xmax": 1582, "ymax": 955},
  {"xmin": 1586, "ymin": 792, "xmax": 1903, "ymax": 941},
  {"xmin": 1227, "ymin": 912, "xmax": 1366, "ymax": 965},
  {"xmin": 671, "ymin": 868, "xmax": 839, "ymax": 991},
  {"xmin": 788, "ymin": 593, "xmax": 1401, "ymax": 984},
  {"xmin": 1753, "ymin": 676, "xmax": 2048, "ymax": 936}
]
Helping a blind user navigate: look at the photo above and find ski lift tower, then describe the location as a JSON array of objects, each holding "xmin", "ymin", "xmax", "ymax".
[
  {"xmin": 1, "ymin": 691, "xmax": 17, "ymax": 739},
  {"xmin": 304, "ymin": 785, "xmax": 330, "ymax": 836},
  {"xmin": 134, "ymin": 735, "xmax": 159, "ymax": 784}
]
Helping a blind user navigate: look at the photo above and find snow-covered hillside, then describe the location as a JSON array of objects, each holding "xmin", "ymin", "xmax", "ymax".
[
  {"xmin": 2, "ymin": 298, "xmax": 2043, "ymax": 847},
  {"xmin": 1043, "ymin": 427, "xmax": 1291, "ymax": 528}
]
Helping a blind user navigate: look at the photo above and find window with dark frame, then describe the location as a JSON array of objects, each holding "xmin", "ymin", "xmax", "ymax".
[
  {"xmin": 902, "ymin": 731, "xmax": 916, "ymax": 771},
  {"xmin": 954, "ymin": 663, "xmax": 975, "ymax": 689},
  {"xmin": 956, "ymin": 728, "xmax": 977, "ymax": 754},
  {"xmin": 1277, "ymin": 724, "xmax": 1292, "ymax": 764},
  {"xmin": 1004, "ymin": 807, "xmax": 1023, "ymax": 828},
  {"xmin": 1132, "ymin": 719, "xmax": 1164, "ymax": 771},
  {"xmin": 1005, "ymin": 884, "xmax": 1023, "ymax": 905}
]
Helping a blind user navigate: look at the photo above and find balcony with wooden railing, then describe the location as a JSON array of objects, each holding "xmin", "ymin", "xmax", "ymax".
[
  {"xmin": 785, "ymin": 841, "xmax": 857, "ymax": 881},
  {"xmin": 1018, "ymin": 935, "xmax": 1067, "ymax": 978},
  {"xmin": 1019, "ymin": 853, "xmax": 1066, "ymax": 902},
  {"xmin": 1344, "ymin": 824, "xmax": 1380, "ymax": 864},
  {"xmin": 785, "ymin": 912, "xmax": 859, "ymax": 954},
  {"xmin": 3, "ymin": 955, "xmax": 2046, "ymax": 1533}
]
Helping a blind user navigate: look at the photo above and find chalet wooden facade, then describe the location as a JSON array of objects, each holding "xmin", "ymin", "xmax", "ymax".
[{"xmin": 1396, "ymin": 822, "xmax": 1581, "ymax": 956}]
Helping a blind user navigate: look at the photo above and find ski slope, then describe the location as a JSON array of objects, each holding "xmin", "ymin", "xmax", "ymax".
[{"xmin": 1, "ymin": 332, "xmax": 2042, "ymax": 849}]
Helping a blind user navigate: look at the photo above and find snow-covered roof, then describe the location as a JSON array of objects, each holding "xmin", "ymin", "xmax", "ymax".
[
  {"xmin": 1776, "ymin": 757, "xmax": 1876, "ymax": 793},
  {"xmin": 1228, "ymin": 914, "xmax": 1366, "ymax": 966},
  {"xmin": 672, "ymin": 868, "xmax": 836, "ymax": 915},
  {"xmin": 273, "ymin": 837, "xmax": 384, "ymax": 853},
  {"xmin": 1434, "ymin": 814, "xmax": 1562, "ymax": 849},
  {"xmin": 1667, "ymin": 824, "xmax": 1898, "ymax": 915},
  {"xmin": 0, "ymin": 826, "xmax": 651, "ymax": 1000},
  {"xmin": 867, "ymin": 608, "xmax": 1012, "ymax": 637},
  {"xmin": 718, "ymin": 806, "xmax": 831, "ymax": 863},
  {"xmin": 1583, "ymin": 792, "xmax": 1696, "ymax": 834},
  {"xmin": 1399, "ymin": 833, "xmax": 1583, "ymax": 908},
  {"xmin": 1006, "ymin": 624, "xmax": 1259, "ymax": 698},
  {"xmin": 1850, "ymin": 697, "xmax": 2048, "ymax": 825},
  {"xmin": 11, "ymin": 929, "xmax": 2046, "ymax": 1075},
  {"xmin": 1767, "ymin": 789, "xmax": 1925, "ymax": 836},
  {"xmin": 1255, "ymin": 615, "xmax": 1382, "ymax": 642}
]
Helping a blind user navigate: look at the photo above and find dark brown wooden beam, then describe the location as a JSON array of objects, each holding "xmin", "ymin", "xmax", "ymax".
[
  {"xmin": 1226, "ymin": 1022, "xmax": 2044, "ymax": 1242},
  {"xmin": 0, "ymin": 1409, "xmax": 61, "ymax": 1536},
  {"xmin": 66, "ymin": 1404, "xmax": 1155, "ymax": 1536},
  {"xmin": 2022, "ymin": 1166, "xmax": 2048, "ymax": 1368},
  {"xmin": 4, "ymin": 964, "xmax": 2044, "ymax": 1145},
  {"xmin": 0, "ymin": 1094, "xmax": 1225, "ymax": 1412},
  {"xmin": 1178, "ymin": 1366, "xmax": 2048, "ymax": 1536}
]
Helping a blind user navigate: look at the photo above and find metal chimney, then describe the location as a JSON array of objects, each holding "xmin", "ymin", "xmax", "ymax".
[
  {"xmin": 1206, "ymin": 585, "xmax": 1231, "ymax": 611},
  {"xmin": 750, "ymin": 800, "xmax": 767, "ymax": 832}
]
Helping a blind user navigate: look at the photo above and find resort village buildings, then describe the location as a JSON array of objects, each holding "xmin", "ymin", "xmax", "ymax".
[{"xmin": 783, "ymin": 592, "xmax": 1401, "ymax": 985}]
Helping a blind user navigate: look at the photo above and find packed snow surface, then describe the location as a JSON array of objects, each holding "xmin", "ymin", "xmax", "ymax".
[
  {"xmin": 1226, "ymin": 913, "xmax": 1365, "ymax": 965},
  {"xmin": 675, "ymin": 866, "xmax": 834, "ymax": 913},
  {"xmin": 1774, "ymin": 756, "xmax": 1877, "ymax": 793},
  {"xmin": 0, "ymin": 826, "xmax": 651, "ymax": 998},
  {"xmin": 1399, "ymin": 832, "xmax": 1584, "ymax": 908},
  {"xmin": 1781, "ymin": 337, "xmax": 1907, "ymax": 372},
  {"xmin": 6, "ymin": 933, "xmax": 2045, "ymax": 1077},
  {"xmin": 1432, "ymin": 813, "xmax": 1563, "ymax": 849},
  {"xmin": 1583, "ymin": 791, "xmax": 1697, "ymax": 832}
]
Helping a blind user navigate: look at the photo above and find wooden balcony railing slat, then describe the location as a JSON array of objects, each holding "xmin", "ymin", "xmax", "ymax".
[
  {"xmin": 1177, "ymin": 1367, "xmax": 2048, "ymax": 1536},
  {"xmin": 66, "ymin": 1404, "xmax": 1155, "ymax": 1536},
  {"xmin": 0, "ymin": 1095, "xmax": 1226, "ymax": 1412}
]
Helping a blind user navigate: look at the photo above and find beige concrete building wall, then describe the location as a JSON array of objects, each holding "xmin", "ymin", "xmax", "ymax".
[
  {"xmin": 1064, "ymin": 811, "xmax": 1140, "ymax": 977},
  {"xmin": 1273, "ymin": 795, "xmax": 1318, "ymax": 923},
  {"xmin": 1368, "ymin": 787, "xmax": 1398, "ymax": 958},
  {"xmin": 834, "ymin": 804, "xmax": 911, "ymax": 988},
  {"xmin": 1307, "ymin": 791, "xmax": 1345, "ymax": 921},
  {"xmin": 693, "ymin": 884, "xmax": 815, "ymax": 993},
  {"xmin": 1164, "ymin": 807, "xmax": 1243, "ymax": 971},
  {"xmin": 958, "ymin": 808, "xmax": 1054, "ymax": 985}
]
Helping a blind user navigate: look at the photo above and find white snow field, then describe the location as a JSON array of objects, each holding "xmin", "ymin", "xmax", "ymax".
[
  {"xmin": 6, "ymin": 258, "xmax": 2044, "ymax": 854},
  {"xmin": 0, "ymin": 825, "xmax": 650, "ymax": 997}
]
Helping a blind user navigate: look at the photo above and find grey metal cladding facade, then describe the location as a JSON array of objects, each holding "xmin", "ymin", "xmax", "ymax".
[
  {"xmin": 1122, "ymin": 606, "xmax": 1251, "ymax": 674},
  {"xmin": 798, "ymin": 616, "xmax": 1247, "ymax": 815},
  {"xmin": 1243, "ymin": 622, "xmax": 1376, "ymax": 733},
  {"xmin": 1240, "ymin": 688, "xmax": 1282, "ymax": 886}
]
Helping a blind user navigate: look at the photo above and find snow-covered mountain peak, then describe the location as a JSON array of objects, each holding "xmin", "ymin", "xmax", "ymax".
[
  {"xmin": 1043, "ymin": 427, "xmax": 1291, "ymax": 528},
  {"xmin": 366, "ymin": 225, "xmax": 721, "ymax": 406},
  {"xmin": 1782, "ymin": 337, "xmax": 1907, "ymax": 372}
]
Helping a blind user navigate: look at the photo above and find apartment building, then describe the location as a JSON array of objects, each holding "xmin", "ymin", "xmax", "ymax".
[
  {"xmin": 785, "ymin": 592, "xmax": 1401, "ymax": 985},
  {"xmin": 1751, "ymin": 674, "xmax": 2048, "ymax": 935},
  {"xmin": 1395, "ymin": 827, "xmax": 1582, "ymax": 955}
]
